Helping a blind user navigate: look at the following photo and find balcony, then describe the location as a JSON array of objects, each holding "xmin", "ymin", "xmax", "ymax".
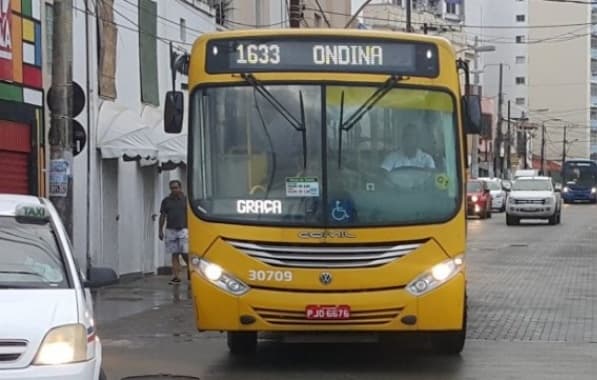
[
  {"xmin": 592, "ymin": 120, "xmax": 597, "ymax": 129},
  {"xmin": 592, "ymin": 96, "xmax": 597, "ymax": 106},
  {"xmin": 593, "ymin": 48, "xmax": 597, "ymax": 60}
]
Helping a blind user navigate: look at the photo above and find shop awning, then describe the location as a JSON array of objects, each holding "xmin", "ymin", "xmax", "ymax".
[
  {"xmin": 141, "ymin": 105, "xmax": 187, "ymax": 165},
  {"xmin": 97, "ymin": 101, "xmax": 157, "ymax": 159}
]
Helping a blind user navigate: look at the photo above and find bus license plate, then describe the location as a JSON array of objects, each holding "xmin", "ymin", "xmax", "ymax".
[{"xmin": 305, "ymin": 305, "xmax": 351, "ymax": 320}]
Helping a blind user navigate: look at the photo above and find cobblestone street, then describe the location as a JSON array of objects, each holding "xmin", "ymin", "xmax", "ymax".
[{"xmin": 98, "ymin": 203, "xmax": 597, "ymax": 379}]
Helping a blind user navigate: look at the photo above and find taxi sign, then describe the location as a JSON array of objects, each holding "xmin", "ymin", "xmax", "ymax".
[{"xmin": 15, "ymin": 204, "xmax": 50, "ymax": 224}]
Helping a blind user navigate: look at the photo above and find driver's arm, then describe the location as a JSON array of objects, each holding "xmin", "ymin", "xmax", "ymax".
[
  {"xmin": 424, "ymin": 153, "xmax": 436, "ymax": 169},
  {"xmin": 381, "ymin": 152, "xmax": 397, "ymax": 172}
]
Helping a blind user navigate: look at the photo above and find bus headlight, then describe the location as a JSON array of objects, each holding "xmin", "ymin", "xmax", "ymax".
[
  {"xmin": 563, "ymin": 187, "xmax": 569, "ymax": 193},
  {"xmin": 34, "ymin": 324, "xmax": 87, "ymax": 365},
  {"xmin": 406, "ymin": 256, "xmax": 464, "ymax": 296},
  {"xmin": 192, "ymin": 257, "xmax": 249, "ymax": 295},
  {"xmin": 592, "ymin": 187, "xmax": 596, "ymax": 194}
]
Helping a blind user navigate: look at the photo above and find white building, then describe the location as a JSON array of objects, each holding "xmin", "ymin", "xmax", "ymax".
[
  {"xmin": 467, "ymin": 0, "xmax": 591, "ymax": 164},
  {"xmin": 44, "ymin": 0, "xmax": 216, "ymax": 276},
  {"xmin": 225, "ymin": 0, "xmax": 352, "ymax": 29}
]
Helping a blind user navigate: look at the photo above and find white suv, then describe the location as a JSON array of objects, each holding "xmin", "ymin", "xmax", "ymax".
[
  {"xmin": 506, "ymin": 177, "xmax": 562, "ymax": 225},
  {"xmin": 0, "ymin": 194, "xmax": 117, "ymax": 380}
]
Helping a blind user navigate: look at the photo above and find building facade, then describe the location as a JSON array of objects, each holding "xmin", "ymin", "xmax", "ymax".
[
  {"xmin": 44, "ymin": 0, "xmax": 216, "ymax": 275},
  {"xmin": 469, "ymin": 0, "xmax": 591, "ymax": 166},
  {"xmin": 224, "ymin": 0, "xmax": 351, "ymax": 29},
  {"xmin": 362, "ymin": 0, "xmax": 467, "ymax": 48},
  {"xmin": 0, "ymin": 0, "xmax": 45, "ymax": 195}
]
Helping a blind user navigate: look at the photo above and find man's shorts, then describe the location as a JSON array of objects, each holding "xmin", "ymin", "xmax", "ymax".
[{"xmin": 165, "ymin": 228, "xmax": 189, "ymax": 256}]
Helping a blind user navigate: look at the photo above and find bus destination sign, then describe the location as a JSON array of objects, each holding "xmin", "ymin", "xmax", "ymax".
[{"xmin": 205, "ymin": 38, "xmax": 439, "ymax": 77}]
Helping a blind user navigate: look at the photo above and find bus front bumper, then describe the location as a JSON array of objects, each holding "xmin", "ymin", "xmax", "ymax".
[
  {"xmin": 562, "ymin": 189, "xmax": 596, "ymax": 202},
  {"xmin": 191, "ymin": 272, "xmax": 465, "ymax": 332}
]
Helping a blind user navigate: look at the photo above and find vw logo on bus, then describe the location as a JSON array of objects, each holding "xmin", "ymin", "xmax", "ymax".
[{"xmin": 319, "ymin": 272, "xmax": 333, "ymax": 285}]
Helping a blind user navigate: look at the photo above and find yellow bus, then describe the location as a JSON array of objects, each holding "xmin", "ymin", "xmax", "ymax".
[{"xmin": 164, "ymin": 29, "xmax": 482, "ymax": 355}]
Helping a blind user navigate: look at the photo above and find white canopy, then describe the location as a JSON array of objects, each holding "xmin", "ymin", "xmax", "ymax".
[
  {"xmin": 97, "ymin": 101, "xmax": 157, "ymax": 159},
  {"xmin": 141, "ymin": 105, "xmax": 187, "ymax": 165}
]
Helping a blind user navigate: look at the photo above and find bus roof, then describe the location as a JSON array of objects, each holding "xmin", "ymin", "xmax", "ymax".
[{"xmin": 192, "ymin": 28, "xmax": 455, "ymax": 53}]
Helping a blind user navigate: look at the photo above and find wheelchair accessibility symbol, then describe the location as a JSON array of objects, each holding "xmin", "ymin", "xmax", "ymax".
[{"xmin": 331, "ymin": 200, "xmax": 351, "ymax": 222}]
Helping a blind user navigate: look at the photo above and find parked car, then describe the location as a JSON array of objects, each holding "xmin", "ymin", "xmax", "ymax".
[
  {"xmin": 0, "ymin": 194, "xmax": 117, "ymax": 380},
  {"xmin": 467, "ymin": 180, "xmax": 492, "ymax": 219},
  {"xmin": 505, "ymin": 177, "xmax": 562, "ymax": 226},
  {"xmin": 478, "ymin": 177, "xmax": 507, "ymax": 212}
]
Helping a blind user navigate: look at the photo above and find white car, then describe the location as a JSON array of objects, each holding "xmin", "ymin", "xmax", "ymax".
[
  {"xmin": 505, "ymin": 177, "xmax": 562, "ymax": 226},
  {"xmin": 0, "ymin": 194, "xmax": 117, "ymax": 380},
  {"xmin": 478, "ymin": 177, "xmax": 507, "ymax": 212}
]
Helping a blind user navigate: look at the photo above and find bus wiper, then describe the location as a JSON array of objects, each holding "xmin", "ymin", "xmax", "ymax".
[
  {"xmin": 340, "ymin": 75, "xmax": 402, "ymax": 132},
  {"xmin": 241, "ymin": 73, "xmax": 308, "ymax": 168},
  {"xmin": 337, "ymin": 75, "xmax": 401, "ymax": 168}
]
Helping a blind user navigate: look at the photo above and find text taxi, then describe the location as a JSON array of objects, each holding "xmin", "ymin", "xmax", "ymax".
[{"xmin": 0, "ymin": 194, "xmax": 117, "ymax": 380}]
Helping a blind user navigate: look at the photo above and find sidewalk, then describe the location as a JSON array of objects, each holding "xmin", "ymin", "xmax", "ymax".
[{"xmin": 92, "ymin": 274, "xmax": 192, "ymax": 325}]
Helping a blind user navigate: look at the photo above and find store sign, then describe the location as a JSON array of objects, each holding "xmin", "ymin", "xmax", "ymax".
[{"xmin": 0, "ymin": 0, "xmax": 13, "ymax": 81}]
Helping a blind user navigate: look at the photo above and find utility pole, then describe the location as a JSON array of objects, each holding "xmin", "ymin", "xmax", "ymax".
[
  {"xmin": 471, "ymin": 36, "xmax": 480, "ymax": 178},
  {"xmin": 540, "ymin": 123, "xmax": 546, "ymax": 175},
  {"xmin": 48, "ymin": 0, "xmax": 74, "ymax": 238},
  {"xmin": 495, "ymin": 63, "xmax": 504, "ymax": 178},
  {"xmin": 562, "ymin": 125, "xmax": 567, "ymax": 163},
  {"xmin": 406, "ymin": 0, "xmax": 413, "ymax": 32},
  {"xmin": 506, "ymin": 100, "xmax": 511, "ymax": 175},
  {"xmin": 522, "ymin": 127, "xmax": 528, "ymax": 169},
  {"xmin": 255, "ymin": 0, "xmax": 261, "ymax": 27}
]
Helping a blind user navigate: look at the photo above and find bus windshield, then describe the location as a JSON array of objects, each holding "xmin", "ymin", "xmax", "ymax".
[
  {"xmin": 190, "ymin": 84, "xmax": 460, "ymax": 227},
  {"xmin": 562, "ymin": 161, "xmax": 597, "ymax": 187}
]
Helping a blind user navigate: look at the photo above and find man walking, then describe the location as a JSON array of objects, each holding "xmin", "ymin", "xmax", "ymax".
[{"xmin": 159, "ymin": 180, "xmax": 189, "ymax": 285}]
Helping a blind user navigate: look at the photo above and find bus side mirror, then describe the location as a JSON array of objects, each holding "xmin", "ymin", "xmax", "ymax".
[
  {"xmin": 462, "ymin": 94, "xmax": 482, "ymax": 135},
  {"xmin": 164, "ymin": 91, "xmax": 184, "ymax": 134}
]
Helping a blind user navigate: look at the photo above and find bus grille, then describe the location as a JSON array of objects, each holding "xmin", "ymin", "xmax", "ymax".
[
  {"xmin": 226, "ymin": 240, "xmax": 422, "ymax": 268},
  {"xmin": 253, "ymin": 306, "xmax": 404, "ymax": 326},
  {"xmin": 0, "ymin": 340, "xmax": 27, "ymax": 363}
]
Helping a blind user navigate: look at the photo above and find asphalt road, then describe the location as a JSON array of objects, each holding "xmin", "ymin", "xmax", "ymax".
[{"xmin": 100, "ymin": 203, "xmax": 597, "ymax": 380}]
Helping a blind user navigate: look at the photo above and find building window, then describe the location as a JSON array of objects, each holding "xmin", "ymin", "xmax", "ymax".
[
  {"xmin": 446, "ymin": 2, "xmax": 457, "ymax": 14},
  {"xmin": 139, "ymin": 0, "xmax": 159, "ymax": 105},
  {"xmin": 516, "ymin": 77, "xmax": 526, "ymax": 85},
  {"xmin": 393, "ymin": 0, "xmax": 403, "ymax": 6},
  {"xmin": 515, "ymin": 56, "xmax": 526, "ymax": 64},
  {"xmin": 180, "ymin": 18, "xmax": 186, "ymax": 42},
  {"xmin": 516, "ymin": 35, "xmax": 525, "ymax": 43},
  {"xmin": 515, "ymin": 97, "xmax": 525, "ymax": 105},
  {"xmin": 516, "ymin": 15, "xmax": 525, "ymax": 22},
  {"xmin": 97, "ymin": 0, "xmax": 118, "ymax": 99}
]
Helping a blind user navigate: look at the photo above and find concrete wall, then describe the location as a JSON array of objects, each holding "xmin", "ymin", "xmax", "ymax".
[{"xmin": 528, "ymin": 1, "xmax": 590, "ymax": 161}]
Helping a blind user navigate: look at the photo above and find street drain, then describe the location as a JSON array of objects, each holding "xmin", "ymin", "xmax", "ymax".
[{"xmin": 122, "ymin": 376, "xmax": 200, "ymax": 380}]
